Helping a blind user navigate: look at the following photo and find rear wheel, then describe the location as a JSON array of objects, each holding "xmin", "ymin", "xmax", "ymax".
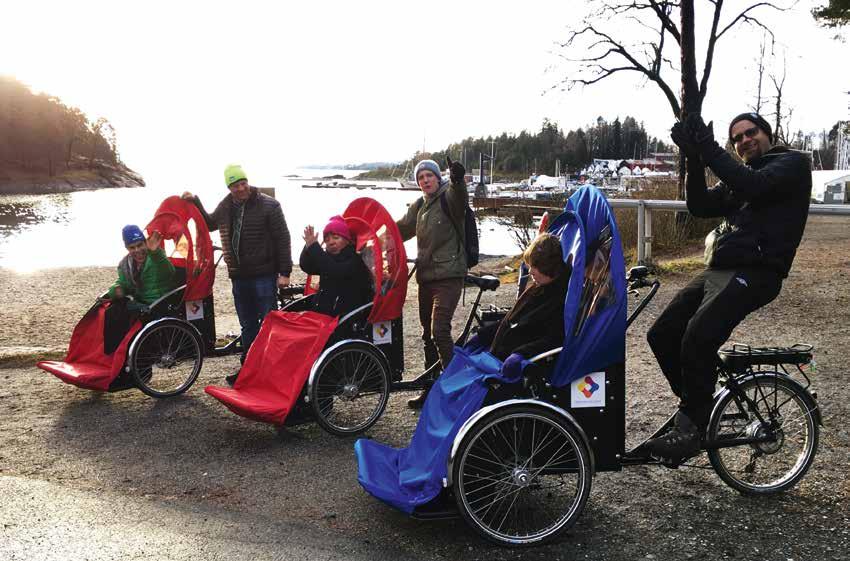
[
  {"xmin": 707, "ymin": 374, "xmax": 818, "ymax": 495},
  {"xmin": 452, "ymin": 405, "xmax": 593, "ymax": 547},
  {"xmin": 129, "ymin": 320, "xmax": 203, "ymax": 398},
  {"xmin": 309, "ymin": 343, "xmax": 390, "ymax": 436}
]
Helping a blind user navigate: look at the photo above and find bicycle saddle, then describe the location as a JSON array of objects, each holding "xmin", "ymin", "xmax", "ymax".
[{"xmin": 465, "ymin": 274, "xmax": 500, "ymax": 291}]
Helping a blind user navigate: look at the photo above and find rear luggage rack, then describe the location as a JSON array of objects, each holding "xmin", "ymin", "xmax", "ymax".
[
  {"xmin": 718, "ymin": 343, "xmax": 816, "ymax": 391},
  {"xmin": 719, "ymin": 343, "xmax": 813, "ymax": 368}
]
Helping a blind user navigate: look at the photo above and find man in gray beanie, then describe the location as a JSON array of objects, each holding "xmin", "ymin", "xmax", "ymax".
[
  {"xmin": 644, "ymin": 111, "xmax": 812, "ymax": 462},
  {"xmin": 396, "ymin": 157, "xmax": 469, "ymax": 408}
]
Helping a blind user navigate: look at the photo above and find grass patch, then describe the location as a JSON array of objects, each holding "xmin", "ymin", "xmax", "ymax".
[{"xmin": 653, "ymin": 255, "xmax": 705, "ymax": 276}]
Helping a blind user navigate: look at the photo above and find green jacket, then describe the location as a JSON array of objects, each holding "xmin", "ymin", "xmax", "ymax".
[
  {"xmin": 397, "ymin": 179, "xmax": 468, "ymax": 284},
  {"xmin": 108, "ymin": 248, "xmax": 177, "ymax": 305}
]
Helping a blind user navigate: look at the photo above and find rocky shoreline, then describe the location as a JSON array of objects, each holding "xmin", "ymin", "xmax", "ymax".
[{"xmin": 0, "ymin": 162, "xmax": 145, "ymax": 195}]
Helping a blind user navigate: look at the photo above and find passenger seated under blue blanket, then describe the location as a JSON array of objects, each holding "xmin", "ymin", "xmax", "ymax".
[
  {"xmin": 355, "ymin": 233, "xmax": 571, "ymax": 512},
  {"xmin": 467, "ymin": 233, "xmax": 571, "ymax": 376},
  {"xmin": 299, "ymin": 215, "xmax": 373, "ymax": 318}
]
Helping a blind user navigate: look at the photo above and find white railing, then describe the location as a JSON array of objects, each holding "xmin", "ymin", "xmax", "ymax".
[{"xmin": 608, "ymin": 199, "xmax": 850, "ymax": 264}]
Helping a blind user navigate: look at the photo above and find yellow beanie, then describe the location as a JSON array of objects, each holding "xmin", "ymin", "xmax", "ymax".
[{"xmin": 224, "ymin": 164, "xmax": 248, "ymax": 187}]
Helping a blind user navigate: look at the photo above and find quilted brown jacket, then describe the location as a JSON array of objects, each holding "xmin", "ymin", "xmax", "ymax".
[{"xmin": 191, "ymin": 188, "xmax": 292, "ymax": 279}]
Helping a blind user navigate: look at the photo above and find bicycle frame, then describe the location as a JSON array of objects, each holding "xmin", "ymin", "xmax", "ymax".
[
  {"xmin": 390, "ymin": 278, "xmax": 495, "ymax": 392},
  {"xmin": 623, "ymin": 277, "xmax": 820, "ymax": 465}
]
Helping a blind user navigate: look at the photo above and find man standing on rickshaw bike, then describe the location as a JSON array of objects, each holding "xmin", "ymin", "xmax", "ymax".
[{"xmin": 645, "ymin": 112, "xmax": 812, "ymax": 461}]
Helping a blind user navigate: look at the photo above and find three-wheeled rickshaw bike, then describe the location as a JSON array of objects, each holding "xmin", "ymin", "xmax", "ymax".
[{"xmin": 354, "ymin": 185, "xmax": 821, "ymax": 547}]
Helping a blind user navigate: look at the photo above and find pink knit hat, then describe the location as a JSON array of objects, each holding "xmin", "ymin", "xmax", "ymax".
[{"xmin": 323, "ymin": 215, "xmax": 352, "ymax": 241}]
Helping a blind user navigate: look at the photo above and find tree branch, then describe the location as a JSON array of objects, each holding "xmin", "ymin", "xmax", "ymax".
[
  {"xmin": 716, "ymin": 2, "xmax": 784, "ymax": 39},
  {"xmin": 560, "ymin": 23, "xmax": 681, "ymax": 116},
  {"xmin": 648, "ymin": 0, "xmax": 682, "ymax": 43},
  {"xmin": 699, "ymin": 0, "xmax": 724, "ymax": 102}
]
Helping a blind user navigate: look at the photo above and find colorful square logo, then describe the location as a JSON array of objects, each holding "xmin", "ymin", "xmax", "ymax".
[
  {"xmin": 570, "ymin": 372, "xmax": 606, "ymax": 408},
  {"xmin": 372, "ymin": 321, "xmax": 392, "ymax": 344}
]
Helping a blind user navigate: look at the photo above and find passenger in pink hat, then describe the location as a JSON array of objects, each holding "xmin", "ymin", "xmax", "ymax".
[{"xmin": 299, "ymin": 215, "xmax": 373, "ymax": 318}]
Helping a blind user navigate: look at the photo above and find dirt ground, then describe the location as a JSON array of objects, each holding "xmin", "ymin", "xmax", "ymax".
[{"xmin": 1, "ymin": 215, "xmax": 848, "ymax": 561}]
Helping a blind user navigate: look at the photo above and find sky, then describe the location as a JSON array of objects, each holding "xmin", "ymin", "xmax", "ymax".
[{"xmin": 2, "ymin": 0, "xmax": 849, "ymax": 187}]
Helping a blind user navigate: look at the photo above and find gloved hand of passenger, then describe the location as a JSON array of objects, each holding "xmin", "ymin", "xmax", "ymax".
[
  {"xmin": 501, "ymin": 353, "xmax": 530, "ymax": 381},
  {"xmin": 446, "ymin": 156, "xmax": 466, "ymax": 184}
]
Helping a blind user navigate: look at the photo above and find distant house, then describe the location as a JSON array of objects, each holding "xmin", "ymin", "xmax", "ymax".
[{"xmin": 812, "ymin": 171, "xmax": 850, "ymax": 204}]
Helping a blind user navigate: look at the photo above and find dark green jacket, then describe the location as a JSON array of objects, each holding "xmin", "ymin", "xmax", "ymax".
[
  {"xmin": 108, "ymin": 248, "xmax": 177, "ymax": 304},
  {"xmin": 397, "ymin": 179, "xmax": 467, "ymax": 284}
]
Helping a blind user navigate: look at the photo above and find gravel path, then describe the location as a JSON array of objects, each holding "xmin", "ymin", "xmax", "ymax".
[{"xmin": 0, "ymin": 215, "xmax": 847, "ymax": 560}]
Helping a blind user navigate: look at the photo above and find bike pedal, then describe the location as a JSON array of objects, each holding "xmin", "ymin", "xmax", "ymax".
[{"xmin": 659, "ymin": 457, "xmax": 682, "ymax": 469}]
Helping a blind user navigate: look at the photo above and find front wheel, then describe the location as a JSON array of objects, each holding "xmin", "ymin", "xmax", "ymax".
[
  {"xmin": 707, "ymin": 374, "xmax": 818, "ymax": 495},
  {"xmin": 452, "ymin": 405, "xmax": 593, "ymax": 547},
  {"xmin": 309, "ymin": 343, "xmax": 390, "ymax": 436},
  {"xmin": 129, "ymin": 319, "xmax": 203, "ymax": 398}
]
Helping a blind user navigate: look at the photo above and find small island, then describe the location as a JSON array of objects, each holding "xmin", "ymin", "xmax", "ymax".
[{"xmin": 0, "ymin": 76, "xmax": 144, "ymax": 195}]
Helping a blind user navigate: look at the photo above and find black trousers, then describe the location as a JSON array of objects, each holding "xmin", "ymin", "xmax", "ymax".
[{"xmin": 646, "ymin": 267, "xmax": 782, "ymax": 429}]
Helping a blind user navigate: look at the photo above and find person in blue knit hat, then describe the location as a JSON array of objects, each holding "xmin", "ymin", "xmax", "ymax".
[{"xmin": 108, "ymin": 225, "xmax": 176, "ymax": 305}]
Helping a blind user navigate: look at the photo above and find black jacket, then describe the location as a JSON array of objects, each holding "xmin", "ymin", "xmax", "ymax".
[
  {"xmin": 192, "ymin": 188, "xmax": 292, "ymax": 279},
  {"xmin": 688, "ymin": 145, "xmax": 811, "ymax": 277},
  {"xmin": 299, "ymin": 243, "xmax": 373, "ymax": 318},
  {"xmin": 477, "ymin": 272, "xmax": 570, "ymax": 361}
]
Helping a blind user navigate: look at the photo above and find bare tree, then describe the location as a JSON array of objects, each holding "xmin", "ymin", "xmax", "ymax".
[
  {"xmin": 750, "ymin": 32, "xmax": 770, "ymax": 113},
  {"xmin": 555, "ymin": 0, "xmax": 791, "ymax": 197},
  {"xmin": 768, "ymin": 58, "xmax": 790, "ymax": 145}
]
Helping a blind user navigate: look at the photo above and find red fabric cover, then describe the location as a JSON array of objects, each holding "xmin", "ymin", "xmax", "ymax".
[
  {"xmin": 342, "ymin": 198, "xmax": 408, "ymax": 323},
  {"xmin": 37, "ymin": 303, "xmax": 141, "ymax": 391},
  {"xmin": 205, "ymin": 310, "xmax": 338, "ymax": 425},
  {"xmin": 146, "ymin": 196, "xmax": 215, "ymax": 302}
]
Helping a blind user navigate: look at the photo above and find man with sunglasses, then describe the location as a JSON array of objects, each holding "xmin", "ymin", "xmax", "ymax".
[{"xmin": 645, "ymin": 111, "xmax": 812, "ymax": 462}]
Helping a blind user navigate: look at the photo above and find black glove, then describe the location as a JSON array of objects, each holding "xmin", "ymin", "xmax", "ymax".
[
  {"xmin": 684, "ymin": 113, "xmax": 715, "ymax": 145},
  {"xmin": 671, "ymin": 121, "xmax": 700, "ymax": 157},
  {"xmin": 446, "ymin": 156, "xmax": 466, "ymax": 184}
]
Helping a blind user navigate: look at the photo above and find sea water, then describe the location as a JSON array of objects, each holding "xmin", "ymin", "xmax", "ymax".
[{"xmin": 0, "ymin": 169, "xmax": 524, "ymax": 272}]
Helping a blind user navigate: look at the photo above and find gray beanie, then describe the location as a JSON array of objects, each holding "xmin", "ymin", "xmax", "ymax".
[{"xmin": 413, "ymin": 159, "xmax": 444, "ymax": 184}]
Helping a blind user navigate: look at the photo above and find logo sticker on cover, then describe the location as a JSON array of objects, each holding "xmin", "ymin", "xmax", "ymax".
[
  {"xmin": 186, "ymin": 300, "xmax": 204, "ymax": 321},
  {"xmin": 373, "ymin": 321, "xmax": 392, "ymax": 344},
  {"xmin": 570, "ymin": 372, "xmax": 606, "ymax": 408}
]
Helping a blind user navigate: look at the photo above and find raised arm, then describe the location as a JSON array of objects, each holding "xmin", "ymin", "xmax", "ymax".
[
  {"xmin": 684, "ymin": 156, "xmax": 736, "ymax": 218},
  {"xmin": 181, "ymin": 191, "xmax": 219, "ymax": 231},
  {"xmin": 443, "ymin": 156, "xmax": 468, "ymax": 227},
  {"xmin": 299, "ymin": 242, "xmax": 360, "ymax": 276},
  {"xmin": 684, "ymin": 114, "xmax": 810, "ymax": 205},
  {"xmin": 701, "ymin": 147, "xmax": 809, "ymax": 205}
]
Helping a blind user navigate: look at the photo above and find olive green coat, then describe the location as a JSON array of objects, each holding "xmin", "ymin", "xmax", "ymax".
[{"xmin": 397, "ymin": 179, "xmax": 468, "ymax": 284}]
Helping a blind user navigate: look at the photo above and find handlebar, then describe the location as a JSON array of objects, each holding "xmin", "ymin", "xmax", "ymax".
[{"xmin": 626, "ymin": 277, "xmax": 660, "ymax": 329}]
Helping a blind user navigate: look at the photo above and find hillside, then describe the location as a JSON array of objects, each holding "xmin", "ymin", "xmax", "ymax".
[{"xmin": 0, "ymin": 76, "xmax": 144, "ymax": 194}]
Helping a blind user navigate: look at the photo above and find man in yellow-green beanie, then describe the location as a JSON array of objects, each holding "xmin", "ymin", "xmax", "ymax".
[{"xmin": 182, "ymin": 164, "xmax": 292, "ymax": 385}]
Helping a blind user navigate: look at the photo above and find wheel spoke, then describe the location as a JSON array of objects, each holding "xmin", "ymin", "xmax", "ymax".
[
  {"xmin": 456, "ymin": 411, "xmax": 589, "ymax": 545},
  {"xmin": 131, "ymin": 323, "xmax": 201, "ymax": 397},
  {"xmin": 708, "ymin": 377, "xmax": 817, "ymax": 493},
  {"xmin": 312, "ymin": 347, "xmax": 388, "ymax": 434}
]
